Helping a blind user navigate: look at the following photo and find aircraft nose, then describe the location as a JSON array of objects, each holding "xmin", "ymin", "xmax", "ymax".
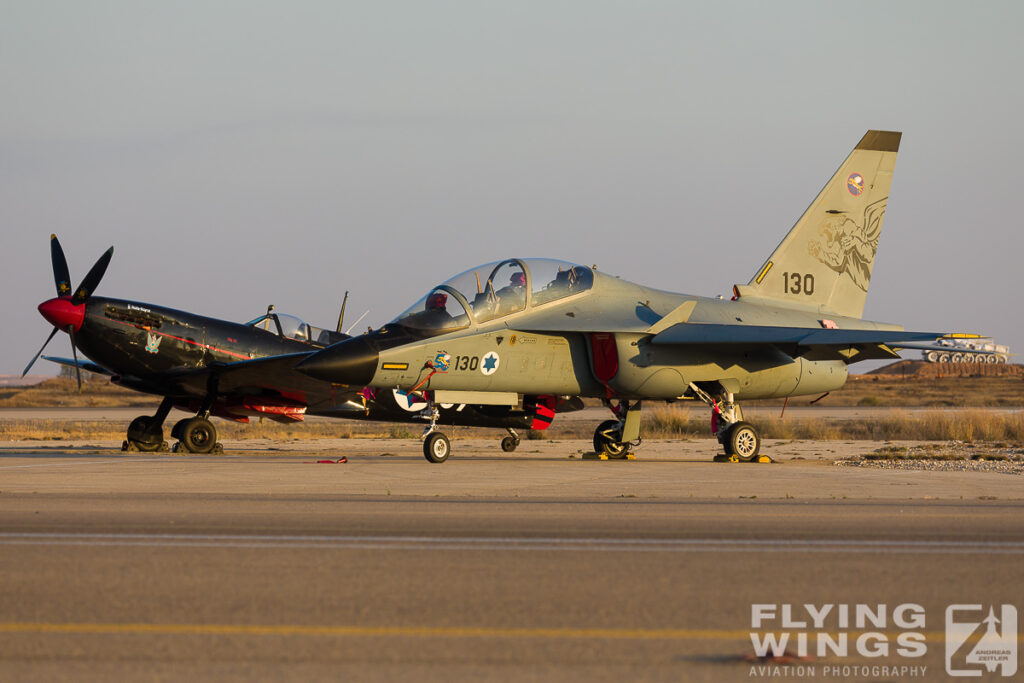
[
  {"xmin": 297, "ymin": 336, "xmax": 379, "ymax": 386},
  {"xmin": 38, "ymin": 297, "xmax": 85, "ymax": 332}
]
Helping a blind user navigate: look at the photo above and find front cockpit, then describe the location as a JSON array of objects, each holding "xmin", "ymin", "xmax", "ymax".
[
  {"xmin": 246, "ymin": 312, "xmax": 347, "ymax": 347},
  {"xmin": 388, "ymin": 258, "xmax": 594, "ymax": 336}
]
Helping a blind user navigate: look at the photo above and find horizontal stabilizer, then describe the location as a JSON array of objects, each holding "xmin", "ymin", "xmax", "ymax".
[{"xmin": 650, "ymin": 324, "xmax": 943, "ymax": 347}]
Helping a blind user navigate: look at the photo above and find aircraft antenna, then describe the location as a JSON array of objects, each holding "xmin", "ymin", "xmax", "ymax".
[
  {"xmin": 336, "ymin": 291, "xmax": 349, "ymax": 333},
  {"xmin": 345, "ymin": 310, "xmax": 369, "ymax": 335}
]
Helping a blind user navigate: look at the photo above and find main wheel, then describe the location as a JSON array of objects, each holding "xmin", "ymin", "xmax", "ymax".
[
  {"xmin": 725, "ymin": 422, "xmax": 760, "ymax": 462},
  {"xmin": 939, "ymin": 353, "xmax": 951, "ymax": 363},
  {"xmin": 423, "ymin": 432, "xmax": 451, "ymax": 463},
  {"xmin": 926, "ymin": 351, "xmax": 939, "ymax": 362},
  {"xmin": 126, "ymin": 416, "xmax": 164, "ymax": 452},
  {"xmin": 178, "ymin": 417, "xmax": 218, "ymax": 454},
  {"xmin": 500, "ymin": 436, "xmax": 520, "ymax": 452},
  {"xmin": 951, "ymin": 352, "xmax": 963, "ymax": 363},
  {"xmin": 593, "ymin": 419, "xmax": 628, "ymax": 459}
]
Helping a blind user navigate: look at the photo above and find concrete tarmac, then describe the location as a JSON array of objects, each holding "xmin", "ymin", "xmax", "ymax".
[{"xmin": 1, "ymin": 440, "xmax": 1022, "ymax": 682}]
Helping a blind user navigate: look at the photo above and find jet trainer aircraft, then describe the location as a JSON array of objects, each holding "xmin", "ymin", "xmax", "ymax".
[
  {"xmin": 298, "ymin": 130, "xmax": 946, "ymax": 463},
  {"xmin": 24, "ymin": 236, "xmax": 579, "ymax": 453}
]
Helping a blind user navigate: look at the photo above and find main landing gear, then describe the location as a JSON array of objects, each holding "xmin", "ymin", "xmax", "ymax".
[
  {"xmin": 170, "ymin": 375, "xmax": 224, "ymax": 454},
  {"xmin": 123, "ymin": 397, "xmax": 174, "ymax": 452},
  {"xmin": 688, "ymin": 383, "xmax": 761, "ymax": 462},
  {"xmin": 170, "ymin": 416, "xmax": 222, "ymax": 454},
  {"xmin": 592, "ymin": 400, "xmax": 642, "ymax": 459}
]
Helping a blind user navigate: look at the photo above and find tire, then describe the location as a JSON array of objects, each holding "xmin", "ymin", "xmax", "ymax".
[
  {"xmin": 939, "ymin": 353, "xmax": 950, "ymax": 363},
  {"xmin": 926, "ymin": 351, "xmax": 938, "ymax": 363},
  {"xmin": 126, "ymin": 416, "xmax": 164, "ymax": 452},
  {"xmin": 951, "ymin": 353, "xmax": 963, "ymax": 363},
  {"xmin": 500, "ymin": 436, "xmax": 519, "ymax": 452},
  {"xmin": 725, "ymin": 422, "xmax": 760, "ymax": 462},
  {"xmin": 423, "ymin": 432, "xmax": 450, "ymax": 463},
  {"xmin": 987, "ymin": 355, "xmax": 998, "ymax": 364},
  {"xmin": 593, "ymin": 419, "xmax": 628, "ymax": 459},
  {"xmin": 998, "ymin": 355, "xmax": 1008, "ymax": 364},
  {"xmin": 179, "ymin": 417, "xmax": 217, "ymax": 454}
]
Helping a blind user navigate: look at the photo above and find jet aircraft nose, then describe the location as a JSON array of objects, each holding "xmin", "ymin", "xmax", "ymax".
[
  {"xmin": 38, "ymin": 297, "xmax": 85, "ymax": 332},
  {"xmin": 297, "ymin": 336, "xmax": 380, "ymax": 387}
]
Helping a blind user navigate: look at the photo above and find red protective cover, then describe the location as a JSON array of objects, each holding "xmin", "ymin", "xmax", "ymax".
[{"xmin": 589, "ymin": 333, "xmax": 619, "ymax": 383}]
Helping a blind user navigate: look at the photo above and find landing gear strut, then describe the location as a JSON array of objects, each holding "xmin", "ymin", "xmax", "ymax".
[
  {"xmin": 689, "ymin": 383, "xmax": 761, "ymax": 462},
  {"xmin": 171, "ymin": 375, "xmax": 223, "ymax": 454},
  {"xmin": 501, "ymin": 428, "xmax": 521, "ymax": 453},
  {"xmin": 123, "ymin": 397, "xmax": 173, "ymax": 452},
  {"xmin": 593, "ymin": 400, "xmax": 642, "ymax": 459},
  {"xmin": 420, "ymin": 403, "xmax": 450, "ymax": 463}
]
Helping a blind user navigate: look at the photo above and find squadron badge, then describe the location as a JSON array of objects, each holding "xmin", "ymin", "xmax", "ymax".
[
  {"xmin": 847, "ymin": 172, "xmax": 864, "ymax": 196},
  {"xmin": 145, "ymin": 331, "xmax": 162, "ymax": 354}
]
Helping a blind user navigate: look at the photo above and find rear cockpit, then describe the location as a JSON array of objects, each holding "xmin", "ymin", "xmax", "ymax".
[
  {"xmin": 246, "ymin": 312, "xmax": 346, "ymax": 347},
  {"xmin": 388, "ymin": 258, "xmax": 594, "ymax": 335}
]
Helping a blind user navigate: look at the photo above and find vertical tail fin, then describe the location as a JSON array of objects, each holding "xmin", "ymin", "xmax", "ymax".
[{"xmin": 734, "ymin": 130, "xmax": 901, "ymax": 319}]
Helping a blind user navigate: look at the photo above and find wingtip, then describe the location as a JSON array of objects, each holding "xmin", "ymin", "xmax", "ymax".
[{"xmin": 857, "ymin": 130, "xmax": 902, "ymax": 152}]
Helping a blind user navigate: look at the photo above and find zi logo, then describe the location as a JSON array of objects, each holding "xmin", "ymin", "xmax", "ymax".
[{"xmin": 946, "ymin": 604, "xmax": 1018, "ymax": 677}]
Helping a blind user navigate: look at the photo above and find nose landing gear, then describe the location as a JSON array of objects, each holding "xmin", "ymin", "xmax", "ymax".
[{"xmin": 420, "ymin": 403, "xmax": 450, "ymax": 463}]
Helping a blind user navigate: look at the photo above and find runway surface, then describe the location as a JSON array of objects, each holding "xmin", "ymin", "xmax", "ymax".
[{"xmin": 1, "ymin": 445, "xmax": 1022, "ymax": 681}]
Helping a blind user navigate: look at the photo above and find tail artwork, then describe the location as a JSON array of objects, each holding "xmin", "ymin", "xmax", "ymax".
[{"xmin": 734, "ymin": 130, "xmax": 901, "ymax": 319}]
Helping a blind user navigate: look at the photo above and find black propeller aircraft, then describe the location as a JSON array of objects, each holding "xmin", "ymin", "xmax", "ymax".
[{"xmin": 23, "ymin": 235, "xmax": 580, "ymax": 454}]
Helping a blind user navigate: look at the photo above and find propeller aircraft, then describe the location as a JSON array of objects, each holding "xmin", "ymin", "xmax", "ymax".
[
  {"xmin": 298, "ymin": 130, "xmax": 948, "ymax": 463},
  {"xmin": 24, "ymin": 236, "xmax": 581, "ymax": 454}
]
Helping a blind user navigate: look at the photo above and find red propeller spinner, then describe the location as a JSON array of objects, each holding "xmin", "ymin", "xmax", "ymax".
[{"xmin": 38, "ymin": 297, "xmax": 85, "ymax": 332}]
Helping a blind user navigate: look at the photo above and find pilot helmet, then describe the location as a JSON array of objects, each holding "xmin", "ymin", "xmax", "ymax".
[
  {"xmin": 510, "ymin": 272, "xmax": 526, "ymax": 286},
  {"xmin": 426, "ymin": 291, "xmax": 448, "ymax": 310}
]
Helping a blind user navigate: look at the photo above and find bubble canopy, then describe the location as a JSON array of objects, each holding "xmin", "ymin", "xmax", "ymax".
[{"xmin": 389, "ymin": 258, "xmax": 594, "ymax": 334}]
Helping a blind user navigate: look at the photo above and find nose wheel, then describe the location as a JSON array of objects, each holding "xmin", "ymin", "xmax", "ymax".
[{"xmin": 423, "ymin": 432, "xmax": 451, "ymax": 463}]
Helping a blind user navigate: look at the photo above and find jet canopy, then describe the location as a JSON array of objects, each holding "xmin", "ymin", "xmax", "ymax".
[
  {"xmin": 389, "ymin": 258, "xmax": 594, "ymax": 334},
  {"xmin": 246, "ymin": 312, "xmax": 346, "ymax": 347}
]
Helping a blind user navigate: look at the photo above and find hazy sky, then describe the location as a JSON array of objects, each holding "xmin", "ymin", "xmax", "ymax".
[{"xmin": 3, "ymin": 2, "xmax": 1022, "ymax": 375}]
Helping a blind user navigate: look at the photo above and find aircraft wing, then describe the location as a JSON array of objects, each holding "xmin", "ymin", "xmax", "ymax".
[
  {"xmin": 42, "ymin": 356, "xmax": 116, "ymax": 376},
  {"xmin": 649, "ymin": 324, "xmax": 944, "ymax": 347},
  {"xmin": 167, "ymin": 352, "xmax": 327, "ymax": 400}
]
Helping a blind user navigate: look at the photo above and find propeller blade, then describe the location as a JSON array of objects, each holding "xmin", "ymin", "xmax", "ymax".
[
  {"xmin": 71, "ymin": 246, "xmax": 114, "ymax": 304},
  {"xmin": 50, "ymin": 234, "xmax": 72, "ymax": 297},
  {"xmin": 68, "ymin": 325, "xmax": 82, "ymax": 392},
  {"xmin": 22, "ymin": 327, "xmax": 59, "ymax": 377}
]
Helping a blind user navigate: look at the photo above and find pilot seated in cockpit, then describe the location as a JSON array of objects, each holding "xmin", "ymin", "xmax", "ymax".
[
  {"xmin": 403, "ymin": 291, "xmax": 456, "ymax": 330},
  {"xmin": 494, "ymin": 271, "xmax": 527, "ymax": 314}
]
